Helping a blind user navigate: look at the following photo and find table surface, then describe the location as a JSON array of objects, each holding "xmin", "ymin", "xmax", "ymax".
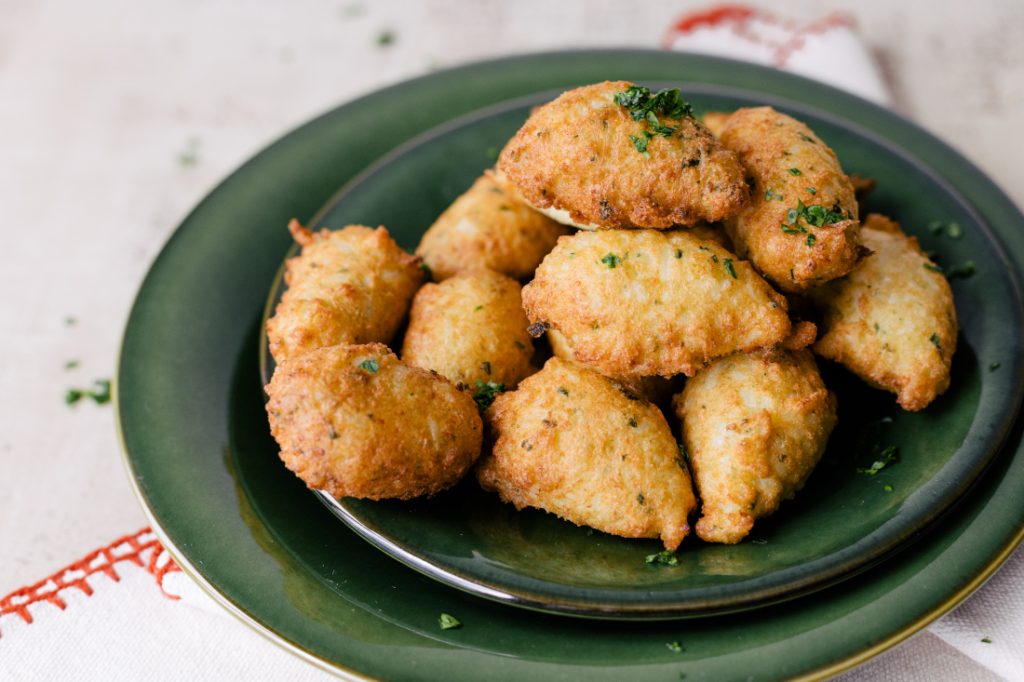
[{"xmin": 1, "ymin": 0, "xmax": 1021, "ymax": 679}]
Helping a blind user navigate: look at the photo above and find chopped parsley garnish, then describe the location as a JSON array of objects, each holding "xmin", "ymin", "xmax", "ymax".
[
  {"xmin": 601, "ymin": 253, "xmax": 622, "ymax": 269},
  {"xmin": 65, "ymin": 378, "xmax": 111, "ymax": 406},
  {"xmin": 674, "ymin": 248, "xmax": 683, "ymax": 259},
  {"xmin": 666, "ymin": 641, "xmax": 684, "ymax": 653},
  {"xmin": 787, "ymin": 167, "xmax": 802, "ymax": 176},
  {"xmin": 557, "ymin": 386, "xmax": 569, "ymax": 396},
  {"xmin": 797, "ymin": 132, "xmax": 816, "ymax": 144},
  {"xmin": 178, "ymin": 138, "xmax": 200, "ymax": 167},
  {"xmin": 806, "ymin": 187, "xmax": 817, "ymax": 195},
  {"xmin": 645, "ymin": 550, "xmax": 679, "ymax": 566},
  {"xmin": 614, "ymin": 85, "xmax": 693, "ymax": 156},
  {"xmin": 930, "ymin": 333, "xmax": 944, "ymax": 358},
  {"xmin": 764, "ymin": 187, "xmax": 784, "ymax": 202},
  {"xmin": 857, "ymin": 445, "xmax": 898, "ymax": 475},
  {"xmin": 923, "ymin": 263, "xmax": 943, "ymax": 274},
  {"xmin": 947, "ymin": 222, "xmax": 963, "ymax": 238},
  {"xmin": 981, "ymin": 637, "xmax": 992, "ymax": 644},
  {"xmin": 945, "ymin": 261, "xmax": 976, "ymax": 280},
  {"xmin": 883, "ymin": 485, "xmax": 894, "ymax": 492},
  {"xmin": 472, "ymin": 380, "xmax": 505, "ymax": 412},
  {"xmin": 723, "ymin": 258, "xmax": 737, "ymax": 279},
  {"xmin": 64, "ymin": 316, "xmax": 77, "ymax": 326},
  {"xmin": 629, "ymin": 133, "xmax": 651, "ymax": 157},
  {"xmin": 514, "ymin": 340, "xmax": 526, "ymax": 350},
  {"xmin": 990, "ymin": 361, "xmax": 1001, "ymax": 371},
  {"xmin": 788, "ymin": 200, "xmax": 845, "ymax": 227},
  {"xmin": 64, "ymin": 359, "xmax": 79, "ymax": 370},
  {"xmin": 376, "ymin": 29, "xmax": 395, "ymax": 47},
  {"xmin": 358, "ymin": 359, "xmax": 379, "ymax": 373},
  {"xmin": 473, "ymin": 305, "xmax": 483, "ymax": 312},
  {"xmin": 438, "ymin": 613, "xmax": 461, "ymax": 630}
]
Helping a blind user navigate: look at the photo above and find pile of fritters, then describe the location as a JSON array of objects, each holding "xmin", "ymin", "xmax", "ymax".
[{"xmin": 264, "ymin": 80, "xmax": 957, "ymax": 549}]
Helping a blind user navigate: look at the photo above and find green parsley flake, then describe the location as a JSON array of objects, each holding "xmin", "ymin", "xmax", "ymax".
[
  {"xmin": 764, "ymin": 188, "xmax": 784, "ymax": 202},
  {"xmin": 645, "ymin": 550, "xmax": 679, "ymax": 566},
  {"xmin": 376, "ymin": 29, "xmax": 395, "ymax": 47},
  {"xmin": 601, "ymin": 253, "xmax": 622, "ymax": 269},
  {"xmin": 481, "ymin": 361, "xmax": 492, "ymax": 375},
  {"xmin": 924, "ymin": 263, "xmax": 943, "ymax": 274},
  {"xmin": 358, "ymin": 359, "xmax": 379, "ymax": 373},
  {"xmin": 64, "ymin": 316, "xmax": 77, "ymax": 326},
  {"xmin": 674, "ymin": 248, "xmax": 683, "ymax": 259},
  {"xmin": 806, "ymin": 187, "xmax": 817, "ymax": 195},
  {"xmin": 947, "ymin": 222, "xmax": 963, "ymax": 238},
  {"xmin": 514, "ymin": 340, "xmax": 526, "ymax": 350},
  {"xmin": 65, "ymin": 378, "xmax": 111, "ymax": 406},
  {"xmin": 472, "ymin": 380, "xmax": 505, "ymax": 412},
  {"xmin": 438, "ymin": 613, "xmax": 461, "ymax": 630},
  {"xmin": 557, "ymin": 386, "xmax": 569, "ymax": 396},
  {"xmin": 629, "ymin": 133, "xmax": 651, "ymax": 157},
  {"xmin": 930, "ymin": 333, "xmax": 943, "ymax": 357},
  {"xmin": 797, "ymin": 132, "xmax": 816, "ymax": 144},
  {"xmin": 614, "ymin": 86, "xmax": 693, "ymax": 156},
  {"xmin": 884, "ymin": 485, "xmax": 894, "ymax": 492},
  {"xmin": 723, "ymin": 258, "xmax": 737, "ymax": 279},
  {"xmin": 787, "ymin": 167, "xmax": 802, "ymax": 176},
  {"xmin": 990, "ymin": 361, "xmax": 1001, "ymax": 371},
  {"xmin": 64, "ymin": 359, "xmax": 79, "ymax": 371},
  {"xmin": 981, "ymin": 637, "xmax": 992, "ymax": 644},
  {"xmin": 473, "ymin": 305, "xmax": 483, "ymax": 312},
  {"xmin": 857, "ymin": 445, "xmax": 898, "ymax": 475},
  {"xmin": 666, "ymin": 641, "xmax": 684, "ymax": 653}
]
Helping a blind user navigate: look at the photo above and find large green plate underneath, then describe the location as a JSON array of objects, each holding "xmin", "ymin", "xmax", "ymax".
[{"xmin": 118, "ymin": 51, "xmax": 1024, "ymax": 680}]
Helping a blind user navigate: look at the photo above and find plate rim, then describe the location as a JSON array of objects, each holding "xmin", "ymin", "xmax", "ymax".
[{"xmin": 116, "ymin": 48, "xmax": 1024, "ymax": 680}]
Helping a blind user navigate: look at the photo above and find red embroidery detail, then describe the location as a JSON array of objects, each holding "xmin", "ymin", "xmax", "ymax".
[
  {"xmin": 663, "ymin": 4, "xmax": 857, "ymax": 67},
  {"xmin": 0, "ymin": 527, "xmax": 181, "ymax": 632}
]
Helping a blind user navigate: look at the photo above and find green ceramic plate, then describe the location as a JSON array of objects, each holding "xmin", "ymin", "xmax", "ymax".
[
  {"xmin": 261, "ymin": 87, "xmax": 1022, "ymax": 619},
  {"xmin": 118, "ymin": 51, "xmax": 1024, "ymax": 680}
]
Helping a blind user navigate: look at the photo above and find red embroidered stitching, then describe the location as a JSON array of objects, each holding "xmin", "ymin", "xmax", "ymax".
[
  {"xmin": 662, "ymin": 4, "xmax": 857, "ymax": 67},
  {"xmin": 0, "ymin": 527, "xmax": 181, "ymax": 631}
]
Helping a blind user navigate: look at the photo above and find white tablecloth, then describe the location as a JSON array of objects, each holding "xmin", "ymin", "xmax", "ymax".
[{"xmin": 2, "ymin": 1, "xmax": 1022, "ymax": 679}]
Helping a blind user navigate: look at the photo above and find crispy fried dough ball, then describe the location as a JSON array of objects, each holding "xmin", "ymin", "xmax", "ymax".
[
  {"xmin": 546, "ymin": 329, "xmax": 671, "ymax": 404},
  {"xmin": 415, "ymin": 172, "xmax": 570, "ymax": 281},
  {"xmin": 717, "ymin": 107, "xmax": 865, "ymax": 292},
  {"xmin": 477, "ymin": 358, "xmax": 697, "ymax": 550},
  {"xmin": 401, "ymin": 269, "xmax": 535, "ymax": 388},
  {"xmin": 673, "ymin": 349, "xmax": 837, "ymax": 544},
  {"xmin": 522, "ymin": 229, "xmax": 791, "ymax": 378},
  {"xmin": 806, "ymin": 214, "xmax": 958, "ymax": 411},
  {"xmin": 266, "ymin": 220, "xmax": 425, "ymax": 364},
  {"xmin": 496, "ymin": 81, "xmax": 748, "ymax": 230},
  {"xmin": 266, "ymin": 343, "xmax": 482, "ymax": 500}
]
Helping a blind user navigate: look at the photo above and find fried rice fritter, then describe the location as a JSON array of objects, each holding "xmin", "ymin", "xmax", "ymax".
[
  {"xmin": 415, "ymin": 172, "xmax": 569, "ymax": 281},
  {"xmin": 497, "ymin": 81, "xmax": 748, "ymax": 230},
  {"xmin": 717, "ymin": 107, "xmax": 865, "ymax": 292},
  {"xmin": 522, "ymin": 229, "xmax": 792, "ymax": 377},
  {"xmin": 266, "ymin": 343, "xmax": 482, "ymax": 500},
  {"xmin": 401, "ymin": 269, "xmax": 535, "ymax": 388},
  {"xmin": 477, "ymin": 357, "xmax": 697, "ymax": 550},
  {"xmin": 674, "ymin": 349, "xmax": 837, "ymax": 544},
  {"xmin": 806, "ymin": 214, "xmax": 958, "ymax": 411},
  {"xmin": 266, "ymin": 220, "xmax": 425, "ymax": 364}
]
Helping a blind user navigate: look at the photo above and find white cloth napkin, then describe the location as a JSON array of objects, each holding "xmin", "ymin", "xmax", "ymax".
[{"xmin": 2, "ymin": 4, "xmax": 1020, "ymax": 681}]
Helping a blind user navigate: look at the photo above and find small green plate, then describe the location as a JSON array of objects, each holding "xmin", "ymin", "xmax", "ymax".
[
  {"xmin": 263, "ymin": 88, "xmax": 1023, "ymax": 620},
  {"xmin": 119, "ymin": 51, "xmax": 1024, "ymax": 680}
]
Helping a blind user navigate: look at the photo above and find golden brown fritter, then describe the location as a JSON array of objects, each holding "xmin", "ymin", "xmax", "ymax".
[
  {"xmin": 717, "ymin": 107, "xmax": 865, "ymax": 292},
  {"xmin": 266, "ymin": 343, "xmax": 482, "ymax": 500},
  {"xmin": 546, "ymin": 329, "xmax": 672, "ymax": 404},
  {"xmin": 496, "ymin": 81, "xmax": 748, "ymax": 230},
  {"xmin": 477, "ymin": 357, "xmax": 697, "ymax": 550},
  {"xmin": 266, "ymin": 220, "xmax": 425, "ymax": 364},
  {"xmin": 806, "ymin": 214, "xmax": 958, "ymax": 411},
  {"xmin": 415, "ymin": 172, "xmax": 569, "ymax": 281},
  {"xmin": 522, "ymin": 229, "xmax": 791, "ymax": 377},
  {"xmin": 674, "ymin": 349, "xmax": 837, "ymax": 544},
  {"xmin": 401, "ymin": 269, "xmax": 535, "ymax": 388}
]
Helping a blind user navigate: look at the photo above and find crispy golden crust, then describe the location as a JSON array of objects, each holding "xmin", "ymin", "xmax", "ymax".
[
  {"xmin": 522, "ymin": 229, "xmax": 791, "ymax": 377},
  {"xmin": 546, "ymin": 329, "xmax": 672, "ymax": 403},
  {"xmin": 401, "ymin": 269, "xmax": 535, "ymax": 388},
  {"xmin": 674, "ymin": 349, "xmax": 837, "ymax": 544},
  {"xmin": 477, "ymin": 358, "xmax": 697, "ymax": 550},
  {"xmin": 266, "ymin": 221, "xmax": 425, "ymax": 364},
  {"xmin": 496, "ymin": 81, "xmax": 748, "ymax": 229},
  {"xmin": 807, "ymin": 214, "xmax": 958, "ymax": 411},
  {"xmin": 701, "ymin": 111, "xmax": 731, "ymax": 138},
  {"xmin": 415, "ymin": 172, "xmax": 569, "ymax": 281},
  {"xmin": 717, "ymin": 107, "xmax": 864, "ymax": 292},
  {"xmin": 266, "ymin": 343, "xmax": 482, "ymax": 500}
]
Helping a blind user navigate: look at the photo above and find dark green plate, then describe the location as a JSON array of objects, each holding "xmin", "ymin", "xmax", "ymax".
[
  {"xmin": 263, "ymin": 87, "xmax": 1022, "ymax": 619},
  {"xmin": 118, "ymin": 51, "xmax": 1024, "ymax": 680}
]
